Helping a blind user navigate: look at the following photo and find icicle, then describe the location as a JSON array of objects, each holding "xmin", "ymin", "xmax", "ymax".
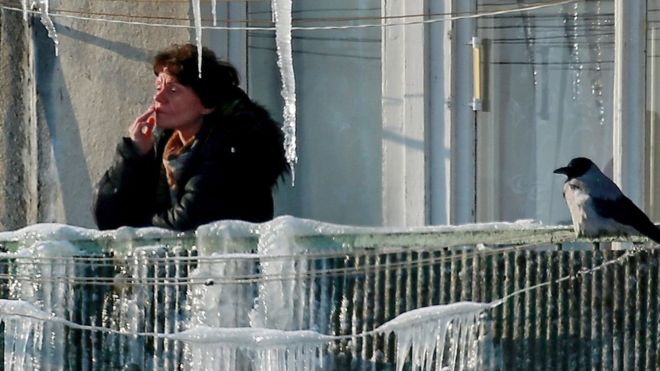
[
  {"xmin": 520, "ymin": 12, "xmax": 537, "ymax": 87},
  {"xmin": 271, "ymin": 0, "xmax": 297, "ymax": 184},
  {"xmin": 569, "ymin": 3, "xmax": 581, "ymax": 100},
  {"xmin": 377, "ymin": 302, "xmax": 490, "ymax": 371},
  {"xmin": 38, "ymin": 0, "xmax": 59, "ymax": 56},
  {"xmin": 21, "ymin": 0, "xmax": 29, "ymax": 22},
  {"xmin": 212, "ymin": 0, "xmax": 217, "ymax": 26},
  {"xmin": 191, "ymin": 0, "xmax": 203, "ymax": 78}
]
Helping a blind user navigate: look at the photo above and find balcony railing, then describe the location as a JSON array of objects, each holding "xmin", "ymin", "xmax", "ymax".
[{"xmin": 0, "ymin": 216, "xmax": 657, "ymax": 370}]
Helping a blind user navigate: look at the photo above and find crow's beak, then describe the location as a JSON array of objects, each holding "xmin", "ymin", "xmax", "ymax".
[{"xmin": 553, "ymin": 166, "xmax": 569, "ymax": 175}]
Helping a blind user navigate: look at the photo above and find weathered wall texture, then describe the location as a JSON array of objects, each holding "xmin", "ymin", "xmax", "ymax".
[{"xmin": 0, "ymin": 8, "xmax": 38, "ymax": 230}]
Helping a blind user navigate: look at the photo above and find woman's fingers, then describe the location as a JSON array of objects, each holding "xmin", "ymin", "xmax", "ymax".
[
  {"xmin": 141, "ymin": 115, "xmax": 156, "ymax": 135},
  {"xmin": 130, "ymin": 107, "xmax": 154, "ymax": 130},
  {"xmin": 129, "ymin": 106, "xmax": 156, "ymax": 154},
  {"xmin": 137, "ymin": 106, "xmax": 155, "ymax": 123}
]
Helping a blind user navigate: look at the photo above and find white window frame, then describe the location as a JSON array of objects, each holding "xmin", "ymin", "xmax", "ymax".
[{"xmin": 227, "ymin": 0, "xmax": 649, "ymax": 227}]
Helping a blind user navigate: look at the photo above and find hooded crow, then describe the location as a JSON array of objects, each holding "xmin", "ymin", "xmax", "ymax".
[{"xmin": 553, "ymin": 157, "xmax": 660, "ymax": 243}]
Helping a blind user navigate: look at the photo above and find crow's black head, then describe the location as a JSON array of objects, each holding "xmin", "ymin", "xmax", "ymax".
[{"xmin": 553, "ymin": 157, "xmax": 594, "ymax": 179}]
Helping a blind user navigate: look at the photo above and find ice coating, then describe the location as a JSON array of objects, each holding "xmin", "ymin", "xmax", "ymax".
[
  {"xmin": 249, "ymin": 216, "xmax": 316, "ymax": 331},
  {"xmin": 164, "ymin": 326, "xmax": 329, "ymax": 347},
  {"xmin": 0, "ymin": 216, "xmax": 551, "ymax": 369},
  {"xmin": 0, "ymin": 299, "xmax": 54, "ymax": 322},
  {"xmin": 271, "ymin": 0, "xmax": 298, "ymax": 182},
  {"xmin": 378, "ymin": 303, "xmax": 490, "ymax": 371},
  {"xmin": 377, "ymin": 302, "xmax": 491, "ymax": 333},
  {"xmin": 196, "ymin": 219, "xmax": 260, "ymax": 255},
  {"xmin": 1, "ymin": 301, "xmax": 47, "ymax": 371},
  {"xmin": 189, "ymin": 221, "xmax": 261, "ymax": 368},
  {"xmin": 5, "ymin": 240, "xmax": 79, "ymax": 370},
  {"xmin": 0, "ymin": 223, "xmax": 100, "ymax": 243},
  {"xmin": 192, "ymin": 0, "xmax": 203, "ymax": 78},
  {"xmin": 187, "ymin": 250, "xmax": 257, "ymax": 329},
  {"xmin": 165, "ymin": 324, "xmax": 329, "ymax": 371}
]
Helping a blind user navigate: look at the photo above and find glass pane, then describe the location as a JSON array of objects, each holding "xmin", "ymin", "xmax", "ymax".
[
  {"xmin": 475, "ymin": 0, "xmax": 614, "ymax": 224},
  {"xmin": 648, "ymin": 1, "xmax": 660, "ymax": 220},
  {"xmin": 247, "ymin": 1, "xmax": 382, "ymax": 225}
]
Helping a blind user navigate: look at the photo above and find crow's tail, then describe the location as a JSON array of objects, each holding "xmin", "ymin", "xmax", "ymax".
[{"xmin": 637, "ymin": 220, "xmax": 660, "ymax": 244}]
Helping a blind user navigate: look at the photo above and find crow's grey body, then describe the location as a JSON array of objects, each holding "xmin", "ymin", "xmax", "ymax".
[{"xmin": 554, "ymin": 157, "xmax": 660, "ymax": 243}]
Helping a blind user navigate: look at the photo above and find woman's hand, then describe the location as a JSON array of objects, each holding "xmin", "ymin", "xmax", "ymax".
[{"xmin": 129, "ymin": 106, "xmax": 157, "ymax": 155}]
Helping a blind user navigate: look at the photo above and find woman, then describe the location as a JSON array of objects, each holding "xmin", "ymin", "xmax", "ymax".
[{"xmin": 94, "ymin": 44, "xmax": 289, "ymax": 231}]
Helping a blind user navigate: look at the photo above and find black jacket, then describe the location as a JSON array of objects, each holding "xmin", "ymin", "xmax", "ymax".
[{"xmin": 93, "ymin": 97, "xmax": 288, "ymax": 231}]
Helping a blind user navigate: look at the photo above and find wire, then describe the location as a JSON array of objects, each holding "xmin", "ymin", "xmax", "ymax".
[
  {"xmin": 0, "ymin": 0, "xmax": 580, "ymax": 32},
  {"xmin": 0, "ymin": 243, "xmax": 646, "ymax": 341},
  {"xmin": 0, "ymin": 245, "xmax": 531, "ymax": 285}
]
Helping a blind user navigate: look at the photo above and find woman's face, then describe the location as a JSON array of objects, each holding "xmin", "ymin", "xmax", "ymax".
[{"xmin": 153, "ymin": 70, "xmax": 213, "ymax": 136}]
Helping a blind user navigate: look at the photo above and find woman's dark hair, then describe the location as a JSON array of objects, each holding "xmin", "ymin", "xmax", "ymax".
[{"xmin": 153, "ymin": 44, "xmax": 240, "ymax": 109}]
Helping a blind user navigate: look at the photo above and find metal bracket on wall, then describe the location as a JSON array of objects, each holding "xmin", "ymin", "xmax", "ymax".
[{"xmin": 470, "ymin": 36, "xmax": 482, "ymax": 112}]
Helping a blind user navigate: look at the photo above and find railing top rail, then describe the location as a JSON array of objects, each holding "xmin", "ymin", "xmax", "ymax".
[{"xmin": 0, "ymin": 217, "xmax": 654, "ymax": 254}]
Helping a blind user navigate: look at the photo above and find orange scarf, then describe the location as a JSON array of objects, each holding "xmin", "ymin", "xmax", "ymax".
[{"xmin": 163, "ymin": 133, "xmax": 196, "ymax": 189}]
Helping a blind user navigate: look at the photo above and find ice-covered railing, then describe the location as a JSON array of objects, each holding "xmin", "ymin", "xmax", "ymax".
[{"xmin": 0, "ymin": 216, "xmax": 658, "ymax": 370}]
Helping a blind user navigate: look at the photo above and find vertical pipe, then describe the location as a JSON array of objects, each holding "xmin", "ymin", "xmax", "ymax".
[
  {"xmin": 633, "ymin": 251, "xmax": 647, "ymax": 371},
  {"xmin": 601, "ymin": 250, "xmax": 613, "ymax": 369},
  {"xmin": 645, "ymin": 250, "xmax": 658, "ymax": 370},
  {"xmin": 612, "ymin": 0, "xmax": 647, "ymax": 204},
  {"xmin": 405, "ymin": 251, "xmax": 413, "ymax": 313},
  {"xmin": 371, "ymin": 254, "xmax": 382, "ymax": 365},
  {"xmin": 491, "ymin": 251, "xmax": 502, "ymax": 356},
  {"xmin": 567, "ymin": 250, "xmax": 579, "ymax": 370},
  {"xmin": 451, "ymin": 0, "xmax": 477, "ymax": 225},
  {"xmin": 591, "ymin": 249, "xmax": 603, "ymax": 371},
  {"xmin": 164, "ymin": 252, "xmax": 172, "ymax": 370},
  {"xmin": 623, "ymin": 251, "xmax": 636, "ymax": 371},
  {"xmin": 461, "ymin": 248, "xmax": 472, "ymax": 301},
  {"xmin": 308, "ymin": 256, "xmax": 316, "ymax": 332},
  {"xmin": 395, "ymin": 252, "xmax": 404, "ymax": 317},
  {"xmin": 579, "ymin": 251, "xmax": 592, "ymax": 371},
  {"xmin": 173, "ymin": 249, "xmax": 183, "ymax": 368},
  {"xmin": 332, "ymin": 256, "xmax": 347, "ymax": 358},
  {"xmin": 297, "ymin": 255, "xmax": 306, "ymax": 331},
  {"xmin": 546, "ymin": 252, "xmax": 558, "ymax": 371},
  {"xmin": 612, "ymin": 251, "xmax": 624, "ymax": 371},
  {"xmin": 350, "ymin": 253, "xmax": 362, "ymax": 364},
  {"xmin": 362, "ymin": 253, "xmax": 373, "ymax": 363},
  {"xmin": 318, "ymin": 257, "xmax": 330, "ymax": 337},
  {"xmin": 450, "ymin": 249, "xmax": 462, "ymax": 304},
  {"xmin": 153, "ymin": 251, "xmax": 160, "ymax": 370},
  {"xmin": 512, "ymin": 250, "xmax": 524, "ymax": 367},
  {"xmin": 502, "ymin": 251, "xmax": 514, "ymax": 368},
  {"xmin": 534, "ymin": 250, "xmax": 547, "ymax": 370},
  {"xmin": 481, "ymin": 251, "xmax": 496, "ymax": 369},
  {"xmin": 557, "ymin": 251, "xmax": 569, "ymax": 370},
  {"xmin": 523, "ymin": 250, "xmax": 535, "ymax": 370},
  {"xmin": 347, "ymin": 255, "xmax": 359, "ymax": 362},
  {"xmin": 471, "ymin": 249, "xmax": 482, "ymax": 303},
  {"xmin": 441, "ymin": 248, "xmax": 451, "ymax": 304},
  {"xmin": 419, "ymin": 250, "xmax": 428, "ymax": 310},
  {"xmin": 428, "ymin": 250, "xmax": 437, "ymax": 307},
  {"xmin": 383, "ymin": 253, "xmax": 394, "ymax": 363},
  {"xmin": 81, "ymin": 262, "xmax": 89, "ymax": 371}
]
